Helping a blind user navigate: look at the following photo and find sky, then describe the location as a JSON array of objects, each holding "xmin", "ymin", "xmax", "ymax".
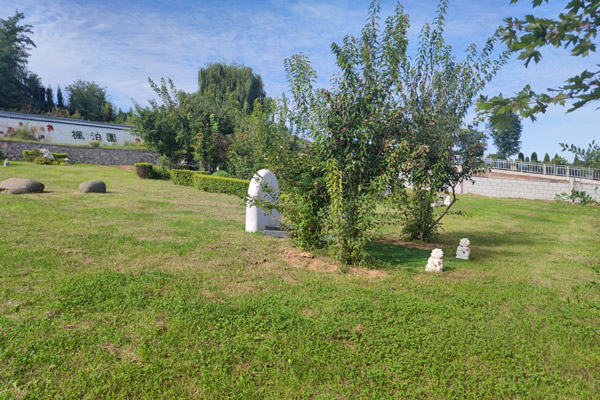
[{"xmin": 4, "ymin": 0, "xmax": 598, "ymax": 160}]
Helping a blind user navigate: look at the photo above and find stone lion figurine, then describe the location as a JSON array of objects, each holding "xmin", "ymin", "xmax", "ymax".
[
  {"xmin": 425, "ymin": 248, "xmax": 444, "ymax": 273},
  {"xmin": 456, "ymin": 238, "xmax": 470, "ymax": 260}
]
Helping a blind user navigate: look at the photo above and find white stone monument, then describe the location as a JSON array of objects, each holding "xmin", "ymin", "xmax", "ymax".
[
  {"xmin": 425, "ymin": 248, "xmax": 444, "ymax": 273},
  {"xmin": 245, "ymin": 169, "xmax": 285, "ymax": 236},
  {"xmin": 456, "ymin": 238, "xmax": 470, "ymax": 260},
  {"xmin": 3, "ymin": 159, "xmax": 8, "ymax": 167},
  {"xmin": 443, "ymin": 195, "xmax": 451, "ymax": 206}
]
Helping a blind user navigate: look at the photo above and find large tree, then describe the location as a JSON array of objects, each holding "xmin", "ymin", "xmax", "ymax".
[
  {"xmin": 489, "ymin": 111, "xmax": 522, "ymax": 158},
  {"xmin": 0, "ymin": 11, "xmax": 35, "ymax": 110},
  {"xmin": 198, "ymin": 63, "xmax": 265, "ymax": 113},
  {"xmin": 66, "ymin": 80, "xmax": 114, "ymax": 122}
]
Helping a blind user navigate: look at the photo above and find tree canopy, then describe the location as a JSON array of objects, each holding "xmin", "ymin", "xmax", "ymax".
[
  {"xmin": 489, "ymin": 111, "xmax": 523, "ymax": 158},
  {"xmin": 66, "ymin": 80, "xmax": 114, "ymax": 122},
  {"xmin": 198, "ymin": 63, "xmax": 265, "ymax": 113},
  {"xmin": 0, "ymin": 11, "xmax": 35, "ymax": 110}
]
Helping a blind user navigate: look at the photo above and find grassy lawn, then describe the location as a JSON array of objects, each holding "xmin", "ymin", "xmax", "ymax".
[{"xmin": 1, "ymin": 162, "xmax": 599, "ymax": 399}]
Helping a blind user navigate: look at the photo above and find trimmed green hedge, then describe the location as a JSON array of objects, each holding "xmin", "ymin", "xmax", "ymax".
[
  {"xmin": 134, "ymin": 163, "xmax": 170, "ymax": 180},
  {"xmin": 171, "ymin": 170, "xmax": 208, "ymax": 186},
  {"xmin": 192, "ymin": 174, "xmax": 249, "ymax": 199},
  {"xmin": 23, "ymin": 149, "xmax": 69, "ymax": 164},
  {"xmin": 171, "ymin": 170, "xmax": 248, "ymax": 198}
]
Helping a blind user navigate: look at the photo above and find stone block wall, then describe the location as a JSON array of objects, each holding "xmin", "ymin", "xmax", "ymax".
[
  {"xmin": 460, "ymin": 175, "xmax": 600, "ymax": 202},
  {"xmin": 0, "ymin": 140, "xmax": 160, "ymax": 166}
]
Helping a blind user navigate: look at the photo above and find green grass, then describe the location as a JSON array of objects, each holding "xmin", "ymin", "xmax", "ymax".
[{"xmin": 1, "ymin": 162, "xmax": 599, "ymax": 399}]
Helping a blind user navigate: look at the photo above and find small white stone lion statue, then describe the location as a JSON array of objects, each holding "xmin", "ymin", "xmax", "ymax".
[
  {"xmin": 456, "ymin": 238, "xmax": 470, "ymax": 260},
  {"xmin": 425, "ymin": 248, "xmax": 444, "ymax": 273}
]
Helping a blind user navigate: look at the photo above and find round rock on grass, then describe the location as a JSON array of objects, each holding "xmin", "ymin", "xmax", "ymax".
[
  {"xmin": 79, "ymin": 180, "xmax": 106, "ymax": 193},
  {"xmin": 0, "ymin": 178, "xmax": 45, "ymax": 194}
]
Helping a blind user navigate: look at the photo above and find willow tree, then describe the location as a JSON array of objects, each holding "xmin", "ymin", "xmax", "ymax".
[{"xmin": 198, "ymin": 63, "xmax": 265, "ymax": 113}]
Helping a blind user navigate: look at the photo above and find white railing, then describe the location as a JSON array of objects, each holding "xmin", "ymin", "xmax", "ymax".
[{"xmin": 483, "ymin": 158, "xmax": 600, "ymax": 181}]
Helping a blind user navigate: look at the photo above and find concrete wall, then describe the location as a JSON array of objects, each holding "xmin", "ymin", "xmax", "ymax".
[
  {"xmin": 0, "ymin": 111, "xmax": 139, "ymax": 146},
  {"xmin": 0, "ymin": 140, "xmax": 159, "ymax": 166},
  {"xmin": 460, "ymin": 172, "xmax": 600, "ymax": 201}
]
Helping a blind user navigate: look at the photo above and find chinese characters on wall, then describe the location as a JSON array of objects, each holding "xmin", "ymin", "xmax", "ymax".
[{"xmin": 71, "ymin": 131, "xmax": 117, "ymax": 142}]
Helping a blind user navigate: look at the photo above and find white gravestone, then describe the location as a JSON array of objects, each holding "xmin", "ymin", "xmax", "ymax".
[
  {"xmin": 456, "ymin": 238, "xmax": 470, "ymax": 260},
  {"xmin": 443, "ymin": 195, "xmax": 451, "ymax": 206},
  {"xmin": 245, "ymin": 169, "xmax": 282, "ymax": 233},
  {"xmin": 3, "ymin": 159, "xmax": 8, "ymax": 167},
  {"xmin": 425, "ymin": 248, "xmax": 444, "ymax": 273}
]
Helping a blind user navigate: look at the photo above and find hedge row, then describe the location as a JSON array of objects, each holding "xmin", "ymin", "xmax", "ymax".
[
  {"xmin": 171, "ymin": 169, "xmax": 249, "ymax": 199},
  {"xmin": 191, "ymin": 173, "xmax": 249, "ymax": 199},
  {"xmin": 23, "ymin": 149, "xmax": 69, "ymax": 162},
  {"xmin": 134, "ymin": 163, "xmax": 170, "ymax": 180}
]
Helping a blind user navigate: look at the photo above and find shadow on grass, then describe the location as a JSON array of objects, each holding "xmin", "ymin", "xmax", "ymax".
[{"xmin": 367, "ymin": 241, "xmax": 431, "ymax": 270}]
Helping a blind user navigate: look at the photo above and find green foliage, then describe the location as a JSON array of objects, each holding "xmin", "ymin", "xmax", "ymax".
[
  {"xmin": 477, "ymin": 0, "xmax": 599, "ymax": 120},
  {"xmin": 544, "ymin": 152, "xmax": 551, "ymax": 162},
  {"xmin": 0, "ymin": 11, "xmax": 36, "ymax": 111},
  {"xmin": 66, "ymin": 80, "xmax": 115, "ymax": 122},
  {"xmin": 198, "ymin": 63, "xmax": 265, "ymax": 113},
  {"xmin": 531, "ymin": 151, "xmax": 538, "ymax": 162},
  {"xmin": 211, "ymin": 170, "xmax": 231, "ymax": 178},
  {"xmin": 22, "ymin": 148, "xmax": 42, "ymax": 161},
  {"xmin": 555, "ymin": 189, "xmax": 597, "ymax": 205},
  {"xmin": 388, "ymin": 0, "xmax": 505, "ymax": 242},
  {"xmin": 52, "ymin": 152, "xmax": 68, "ymax": 161},
  {"xmin": 89, "ymin": 141, "xmax": 100, "ymax": 147},
  {"xmin": 191, "ymin": 173, "xmax": 249, "ymax": 199},
  {"xmin": 552, "ymin": 153, "xmax": 568, "ymax": 165},
  {"xmin": 56, "ymin": 85, "xmax": 64, "ymax": 108},
  {"xmin": 134, "ymin": 78, "xmax": 239, "ymax": 168},
  {"xmin": 518, "ymin": 152, "xmax": 525, "ymax": 161},
  {"xmin": 170, "ymin": 169, "xmax": 197, "ymax": 186},
  {"xmin": 560, "ymin": 140, "xmax": 600, "ymax": 168},
  {"xmin": 228, "ymin": 100, "xmax": 289, "ymax": 179},
  {"xmin": 33, "ymin": 156, "xmax": 52, "ymax": 165},
  {"xmin": 489, "ymin": 111, "xmax": 522, "ymax": 159}
]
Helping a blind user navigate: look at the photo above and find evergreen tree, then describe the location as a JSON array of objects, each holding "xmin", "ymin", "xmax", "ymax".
[
  {"xmin": 56, "ymin": 85, "xmax": 64, "ymax": 108},
  {"xmin": 518, "ymin": 152, "xmax": 524, "ymax": 161},
  {"xmin": 0, "ymin": 11, "xmax": 35, "ymax": 110},
  {"xmin": 531, "ymin": 152, "xmax": 538, "ymax": 162},
  {"xmin": 543, "ymin": 152, "xmax": 551, "ymax": 163},
  {"xmin": 45, "ymin": 86, "xmax": 54, "ymax": 110}
]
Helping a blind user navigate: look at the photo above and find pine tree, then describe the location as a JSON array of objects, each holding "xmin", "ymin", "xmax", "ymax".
[
  {"xmin": 57, "ymin": 86, "xmax": 64, "ymax": 108},
  {"xmin": 543, "ymin": 153, "xmax": 550, "ymax": 163},
  {"xmin": 531, "ymin": 152, "xmax": 538, "ymax": 162}
]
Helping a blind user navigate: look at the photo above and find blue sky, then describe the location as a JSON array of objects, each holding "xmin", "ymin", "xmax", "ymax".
[{"xmin": 5, "ymin": 0, "xmax": 598, "ymax": 160}]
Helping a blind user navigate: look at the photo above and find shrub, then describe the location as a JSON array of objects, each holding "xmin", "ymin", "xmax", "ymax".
[
  {"xmin": 33, "ymin": 156, "xmax": 52, "ymax": 165},
  {"xmin": 6, "ymin": 124, "xmax": 38, "ymax": 141},
  {"xmin": 518, "ymin": 152, "xmax": 525, "ymax": 161},
  {"xmin": 52, "ymin": 153, "xmax": 69, "ymax": 162},
  {"xmin": 171, "ymin": 170, "xmax": 199, "ymax": 186},
  {"xmin": 89, "ymin": 141, "xmax": 100, "ymax": 147},
  {"xmin": 212, "ymin": 170, "xmax": 231, "ymax": 178},
  {"xmin": 23, "ymin": 149, "xmax": 43, "ymax": 161},
  {"xmin": 555, "ymin": 189, "xmax": 597, "ymax": 205},
  {"xmin": 191, "ymin": 173, "xmax": 249, "ymax": 199}
]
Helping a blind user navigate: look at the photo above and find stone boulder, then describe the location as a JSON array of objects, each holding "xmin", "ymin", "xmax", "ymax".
[
  {"xmin": 39, "ymin": 148, "xmax": 55, "ymax": 160},
  {"xmin": 0, "ymin": 178, "xmax": 44, "ymax": 194},
  {"xmin": 79, "ymin": 180, "xmax": 106, "ymax": 193}
]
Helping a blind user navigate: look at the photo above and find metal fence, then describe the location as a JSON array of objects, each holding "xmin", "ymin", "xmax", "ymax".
[{"xmin": 483, "ymin": 158, "xmax": 600, "ymax": 181}]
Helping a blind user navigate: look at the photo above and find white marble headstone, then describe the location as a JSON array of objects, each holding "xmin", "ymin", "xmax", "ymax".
[{"xmin": 245, "ymin": 169, "xmax": 281, "ymax": 233}]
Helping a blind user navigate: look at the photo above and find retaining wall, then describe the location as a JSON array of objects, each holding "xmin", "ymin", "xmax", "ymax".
[
  {"xmin": 0, "ymin": 140, "xmax": 159, "ymax": 166},
  {"xmin": 460, "ymin": 172, "xmax": 600, "ymax": 201}
]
